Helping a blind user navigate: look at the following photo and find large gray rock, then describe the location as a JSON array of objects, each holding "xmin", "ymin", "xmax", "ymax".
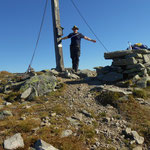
[
  {"xmin": 104, "ymin": 50, "xmax": 133, "ymax": 59},
  {"xmin": 112, "ymin": 57, "xmax": 137, "ymax": 66},
  {"xmin": 34, "ymin": 139, "xmax": 59, "ymax": 150},
  {"xmin": 132, "ymin": 49, "xmax": 150, "ymax": 54},
  {"xmin": 136, "ymin": 76, "xmax": 150, "ymax": 88},
  {"xmin": 125, "ymin": 53, "xmax": 143, "ymax": 59},
  {"xmin": 96, "ymin": 85, "xmax": 132, "ymax": 95},
  {"xmin": 77, "ymin": 69, "xmax": 95, "ymax": 78},
  {"xmin": 143, "ymin": 54, "xmax": 150, "ymax": 63},
  {"xmin": 20, "ymin": 74, "xmax": 57, "ymax": 100},
  {"xmin": 97, "ymin": 72, "xmax": 123, "ymax": 82},
  {"xmin": 4, "ymin": 133, "xmax": 24, "ymax": 150},
  {"xmin": 126, "ymin": 63, "xmax": 145, "ymax": 70}
]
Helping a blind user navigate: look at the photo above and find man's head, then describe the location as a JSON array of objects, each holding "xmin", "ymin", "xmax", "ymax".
[{"xmin": 72, "ymin": 25, "xmax": 79, "ymax": 33}]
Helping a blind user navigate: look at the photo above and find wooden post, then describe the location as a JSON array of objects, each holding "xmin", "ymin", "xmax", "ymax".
[{"xmin": 51, "ymin": 0, "xmax": 64, "ymax": 71}]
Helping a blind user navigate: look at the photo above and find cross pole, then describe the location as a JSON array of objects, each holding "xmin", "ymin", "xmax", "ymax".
[{"xmin": 51, "ymin": 0, "xmax": 64, "ymax": 72}]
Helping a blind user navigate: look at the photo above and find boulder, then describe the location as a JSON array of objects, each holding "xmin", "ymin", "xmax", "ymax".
[
  {"xmin": 112, "ymin": 57, "xmax": 137, "ymax": 66},
  {"xmin": 96, "ymin": 85, "xmax": 132, "ymax": 95},
  {"xmin": 20, "ymin": 74, "xmax": 57, "ymax": 100},
  {"xmin": 98, "ymin": 72, "xmax": 123, "ymax": 82},
  {"xmin": 132, "ymin": 49, "xmax": 150, "ymax": 54},
  {"xmin": 125, "ymin": 53, "xmax": 143, "ymax": 59},
  {"xmin": 104, "ymin": 50, "xmax": 133, "ymax": 59},
  {"xmin": 34, "ymin": 139, "xmax": 59, "ymax": 150},
  {"xmin": 4, "ymin": 133, "xmax": 24, "ymax": 150},
  {"xmin": 77, "ymin": 69, "xmax": 95, "ymax": 78}
]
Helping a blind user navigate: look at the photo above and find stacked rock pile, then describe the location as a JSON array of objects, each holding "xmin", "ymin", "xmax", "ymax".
[{"xmin": 95, "ymin": 49, "xmax": 150, "ymax": 83}]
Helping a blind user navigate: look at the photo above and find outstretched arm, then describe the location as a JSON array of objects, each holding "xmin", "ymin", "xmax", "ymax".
[
  {"xmin": 61, "ymin": 36, "xmax": 69, "ymax": 40},
  {"xmin": 84, "ymin": 36, "xmax": 96, "ymax": 43}
]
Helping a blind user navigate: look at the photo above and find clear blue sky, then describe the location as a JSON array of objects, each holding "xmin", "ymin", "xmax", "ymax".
[{"xmin": 0, "ymin": 0, "xmax": 150, "ymax": 73}]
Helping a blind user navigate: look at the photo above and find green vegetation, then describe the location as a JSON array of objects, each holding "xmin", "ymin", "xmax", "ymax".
[
  {"xmin": 133, "ymin": 89, "xmax": 147, "ymax": 98},
  {"xmin": 96, "ymin": 91, "xmax": 122, "ymax": 107},
  {"xmin": 95, "ymin": 90, "xmax": 150, "ymax": 147}
]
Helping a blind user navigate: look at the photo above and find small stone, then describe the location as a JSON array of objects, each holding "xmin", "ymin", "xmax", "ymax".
[
  {"xmin": 125, "ymin": 128, "xmax": 132, "ymax": 135},
  {"xmin": 51, "ymin": 113, "xmax": 56, "ymax": 117},
  {"xmin": 21, "ymin": 87, "xmax": 32, "ymax": 99},
  {"xmin": 2, "ymin": 110, "xmax": 13, "ymax": 116},
  {"xmin": 80, "ymin": 110, "xmax": 92, "ymax": 118},
  {"xmin": 102, "ymin": 117, "xmax": 111, "ymax": 122},
  {"xmin": 34, "ymin": 139, "xmax": 59, "ymax": 150},
  {"xmin": 3, "ymin": 102, "xmax": 12, "ymax": 106},
  {"xmin": 61, "ymin": 130, "xmax": 73, "ymax": 138},
  {"xmin": 95, "ymin": 129, "xmax": 99, "ymax": 134},
  {"xmin": 20, "ymin": 116, "xmax": 26, "ymax": 120},
  {"xmin": 4, "ymin": 133, "xmax": 24, "ymax": 149},
  {"xmin": 131, "ymin": 131, "xmax": 144, "ymax": 144}
]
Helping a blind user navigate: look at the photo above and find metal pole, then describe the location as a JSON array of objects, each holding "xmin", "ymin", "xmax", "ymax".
[{"xmin": 51, "ymin": 0, "xmax": 64, "ymax": 72}]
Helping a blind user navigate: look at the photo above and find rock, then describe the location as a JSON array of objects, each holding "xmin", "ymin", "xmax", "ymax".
[
  {"xmin": 143, "ymin": 54, "xmax": 150, "ymax": 63},
  {"xmin": 104, "ymin": 50, "xmax": 133, "ymax": 59},
  {"xmin": 136, "ymin": 76, "xmax": 150, "ymax": 88},
  {"xmin": 132, "ymin": 49, "xmax": 150, "ymax": 54},
  {"xmin": 61, "ymin": 130, "xmax": 73, "ymax": 138},
  {"xmin": 34, "ymin": 139, "xmax": 59, "ymax": 150},
  {"xmin": 98, "ymin": 72, "xmax": 123, "ymax": 82},
  {"xmin": 102, "ymin": 117, "xmax": 111, "ymax": 122},
  {"xmin": 131, "ymin": 131, "xmax": 144, "ymax": 145},
  {"xmin": 125, "ymin": 128, "xmax": 132, "ymax": 135},
  {"xmin": 80, "ymin": 110, "xmax": 92, "ymax": 118},
  {"xmin": 123, "ymin": 67, "xmax": 144, "ymax": 74},
  {"xmin": 51, "ymin": 112, "xmax": 56, "ymax": 117},
  {"xmin": 69, "ymin": 73, "xmax": 80, "ymax": 79},
  {"xmin": 126, "ymin": 63, "xmax": 145, "ymax": 70},
  {"xmin": 112, "ymin": 57, "xmax": 137, "ymax": 66},
  {"xmin": 21, "ymin": 87, "xmax": 32, "ymax": 99},
  {"xmin": 50, "ymin": 69, "xmax": 59, "ymax": 76},
  {"xmin": 3, "ymin": 102, "xmax": 12, "ymax": 106},
  {"xmin": 77, "ymin": 69, "xmax": 95, "ymax": 78},
  {"xmin": 4, "ymin": 133, "xmax": 24, "ymax": 149},
  {"xmin": 66, "ymin": 117, "xmax": 80, "ymax": 126},
  {"xmin": 72, "ymin": 113, "xmax": 83, "ymax": 121},
  {"xmin": 20, "ymin": 74, "xmax": 57, "ymax": 100},
  {"xmin": 2, "ymin": 110, "xmax": 13, "ymax": 116},
  {"xmin": 96, "ymin": 85, "xmax": 132, "ymax": 95},
  {"xmin": 125, "ymin": 53, "xmax": 143, "ymax": 59}
]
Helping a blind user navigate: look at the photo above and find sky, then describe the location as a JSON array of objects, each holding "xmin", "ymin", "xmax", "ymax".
[{"xmin": 0, "ymin": 0, "xmax": 150, "ymax": 73}]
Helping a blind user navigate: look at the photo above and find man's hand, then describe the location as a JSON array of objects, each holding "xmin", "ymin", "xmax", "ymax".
[{"xmin": 91, "ymin": 39, "xmax": 96, "ymax": 43}]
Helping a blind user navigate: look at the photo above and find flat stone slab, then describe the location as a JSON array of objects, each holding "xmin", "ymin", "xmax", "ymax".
[
  {"xmin": 104, "ymin": 49, "xmax": 150, "ymax": 59},
  {"xmin": 104, "ymin": 50, "xmax": 133, "ymax": 59},
  {"xmin": 112, "ymin": 57, "xmax": 137, "ymax": 66},
  {"xmin": 96, "ymin": 85, "xmax": 132, "ymax": 95}
]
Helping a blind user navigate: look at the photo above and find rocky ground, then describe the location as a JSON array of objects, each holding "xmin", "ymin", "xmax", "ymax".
[{"xmin": 0, "ymin": 70, "xmax": 150, "ymax": 150}]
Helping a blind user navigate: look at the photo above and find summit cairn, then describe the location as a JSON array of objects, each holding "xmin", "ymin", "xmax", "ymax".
[{"xmin": 95, "ymin": 49, "xmax": 150, "ymax": 87}]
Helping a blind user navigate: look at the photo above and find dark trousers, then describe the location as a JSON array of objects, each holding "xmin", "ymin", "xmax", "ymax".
[{"xmin": 70, "ymin": 45, "xmax": 80, "ymax": 72}]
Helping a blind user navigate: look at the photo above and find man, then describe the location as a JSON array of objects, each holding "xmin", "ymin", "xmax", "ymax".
[{"xmin": 61, "ymin": 25, "xmax": 96, "ymax": 72}]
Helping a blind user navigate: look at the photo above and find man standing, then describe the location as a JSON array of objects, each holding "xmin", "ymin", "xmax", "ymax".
[{"xmin": 61, "ymin": 25, "xmax": 96, "ymax": 72}]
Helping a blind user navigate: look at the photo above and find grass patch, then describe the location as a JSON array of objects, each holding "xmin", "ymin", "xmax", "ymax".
[
  {"xmin": 116, "ymin": 96, "xmax": 150, "ymax": 146},
  {"xmin": 96, "ymin": 91, "xmax": 122, "ymax": 107},
  {"xmin": 133, "ymin": 89, "xmax": 147, "ymax": 98}
]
